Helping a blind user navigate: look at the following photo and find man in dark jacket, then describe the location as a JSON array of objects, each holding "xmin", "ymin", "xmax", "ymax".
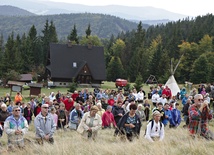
[
  {"xmin": 112, "ymin": 101, "xmax": 125, "ymax": 124},
  {"xmin": 115, "ymin": 104, "xmax": 141, "ymax": 141}
]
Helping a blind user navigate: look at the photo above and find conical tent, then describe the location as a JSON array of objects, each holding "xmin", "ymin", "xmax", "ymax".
[
  {"xmin": 165, "ymin": 75, "xmax": 180, "ymax": 96},
  {"xmin": 164, "ymin": 55, "xmax": 184, "ymax": 97}
]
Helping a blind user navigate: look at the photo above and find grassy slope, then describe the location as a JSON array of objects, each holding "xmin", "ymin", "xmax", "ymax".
[{"xmin": 1, "ymin": 82, "xmax": 214, "ymax": 154}]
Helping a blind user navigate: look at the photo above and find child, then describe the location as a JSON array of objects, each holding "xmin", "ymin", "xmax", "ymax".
[{"xmin": 50, "ymin": 107, "xmax": 58, "ymax": 127}]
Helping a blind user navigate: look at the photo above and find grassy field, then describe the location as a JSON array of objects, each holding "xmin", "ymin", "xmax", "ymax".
[
  {"xmin": 1, "ymin": 82, "xmax": 213, "ymax": 154},
  {"xmin": 1, "ymin": 120, "xmax": 214, "ymax": 155}
]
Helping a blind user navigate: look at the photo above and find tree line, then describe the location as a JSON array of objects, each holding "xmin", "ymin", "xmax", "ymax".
[{"xmin": 1, "ymin": 14, "xmax": 214, "ymax": 85}]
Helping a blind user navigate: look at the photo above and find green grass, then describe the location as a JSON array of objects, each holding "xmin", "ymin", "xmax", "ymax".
[{"xmin": 0, "ymin": 81, "xmax": 153, "ymax": 99}]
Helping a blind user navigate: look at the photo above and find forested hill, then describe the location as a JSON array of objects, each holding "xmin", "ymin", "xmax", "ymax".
[
  {"xmin": 0, "ymin": 13, "xmax": 145, "ymax": 40},
  {"xmin": 0, "ymin": 5, "xmax": 35, "ymax": 16}
]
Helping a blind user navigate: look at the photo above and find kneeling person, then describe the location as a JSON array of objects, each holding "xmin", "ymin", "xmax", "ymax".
[
  {"xmin": 116, "ymin": 104, "xmax": 141, "ymax": 141},
  {"xmin": 4, "ymin": 106, "xmax": 28, "ymax": 149},
  {"xmin": 145, "ymin": 111, "xmax": 164, "ymax": 142},
  {"xmin": 34, "ymin": 104, "xmax": 56, "ymax": 144}
]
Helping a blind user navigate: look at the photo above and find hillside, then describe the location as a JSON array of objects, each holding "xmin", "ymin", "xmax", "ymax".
[
  {"xmin": 0, "ymin": 13, "xmax": 144, "ymax": 40},
  {"xmin": 0, "ymin": 5, "xmax": 35, "ymax": 16},
  {"xmin": 0, "ymin": 0, "xmax": 189, "ymax": 24}
]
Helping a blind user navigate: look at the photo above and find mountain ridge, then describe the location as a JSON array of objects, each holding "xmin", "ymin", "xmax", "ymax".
[{"xmin": 0, "ymin": 0, "xmax": 190, "ymax": 23}]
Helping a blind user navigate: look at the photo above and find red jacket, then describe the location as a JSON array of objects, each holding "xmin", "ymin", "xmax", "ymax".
[
  {"xmin": 162, "ymin": 88, "xmax": 172, "ymax": 98},
  {"xmin": 63, "ymin": 99, "xmax": 74, "ymax": 112},
  {"xmin": 102, "ymin": 111, "xmax": 116, "ymax": 127},
  {"xmin": 108, "ymin": 99, "xmax": 115, "ymax": 106},
  {"xmin": 71, "ymin": 93, "xmax": 79, "ymax": 101}
]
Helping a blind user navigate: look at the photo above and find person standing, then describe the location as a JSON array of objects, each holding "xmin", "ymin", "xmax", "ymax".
[
  {"xmin": 34, "ymin": 104, "xmax": 56, "ymax": 144},
  {"xmin": 188, "ymin": 94, "xmax": 213, "ymax": 139},
  {"xmin": 4, "ymin": 106, "xmax": 28, "ymax": 149}
]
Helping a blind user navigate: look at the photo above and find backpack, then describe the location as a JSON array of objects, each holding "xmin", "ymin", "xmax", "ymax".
[{"xmin": 144, "ymin": 120, "xmax": 162, "ymax": 135}]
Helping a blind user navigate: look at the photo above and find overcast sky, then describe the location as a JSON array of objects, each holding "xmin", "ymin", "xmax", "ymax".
[{"xmin": 49, "ymin": 0, "xmax": 213, "ymax": 16}]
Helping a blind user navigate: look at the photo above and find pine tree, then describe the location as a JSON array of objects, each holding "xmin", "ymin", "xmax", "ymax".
[
  {"xmin": 85, "ymin": 24, "xmax": 92, "ymax": 38},
  {"xmin": 68, "ymin": 24, "xmax": 79, "ymax": 44},
  {"xmin": 49, "ymin": 20, "xmax": 58, "ymax": 43},
  {"xmin": 107, "ymin": 56, "xmax": 125, "ymax": 81}
]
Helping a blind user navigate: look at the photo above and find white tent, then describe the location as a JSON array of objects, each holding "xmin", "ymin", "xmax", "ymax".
[
  {"xmin": 165, "ymin": 75, "xmax": 180, "ymax": 96},
  {"xmin": 165, "ymin": 56, "xmax": 183, "ymax": 96}
]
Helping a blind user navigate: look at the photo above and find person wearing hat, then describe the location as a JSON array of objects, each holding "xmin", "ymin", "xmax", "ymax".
[
  {"xmin": 145, "ymin": 110, "xmax": 164, "ymax": 142},
  {"xmin": 77, "ymin": 105, "xmax": 102, "ymax": 140}
]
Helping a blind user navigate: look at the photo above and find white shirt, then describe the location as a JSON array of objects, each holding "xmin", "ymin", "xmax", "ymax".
[
  {"xmin": 137, "ymin": 92, "xmax": 144, "ymax": 101},
  {"xmin": 152, "ymin": 94, "xmax": 160, "ymax": 103},
  {"xmin": 133, "ymin": 93, "xmax": 138, "ymax": 101},
  {"xmin": 126, "ymin": 103, "xmax": 131, "ymax": 112},
  {"xmin": 158, "ymin": 97, "xmax": 167, "ymax": 106},
  {"xmin": 145, "ymin": 121, "xmax": 164, "ymax": 142}
]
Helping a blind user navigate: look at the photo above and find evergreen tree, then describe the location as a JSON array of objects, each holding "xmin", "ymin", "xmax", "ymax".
[
  {"xmin": 107, "ymin": 56, "xmax": 125, "ymax": 81},
  {"xmin": 68, "ymin": 24, "xmax": 79, "ymax": 44},
  {"xmin": 190, "ymin": 55, "xmax": 209, "ymax": 83},
  {"xmin": 49, "ymin": 20, "xmax": 58, "ymax": 43},
  {"xmin": 41, "ymin": 20, "xmax": 50, "ymax": 66},
  {"xmin": 85, "ymin": 24, "xmax": 92, "ymax": 38},
  {"xmin": 133, "ymin": 74, "xmax": 143, "ymax": 91}
]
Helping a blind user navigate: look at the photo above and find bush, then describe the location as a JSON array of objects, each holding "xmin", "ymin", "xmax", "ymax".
[
  {"xmin": 68, "ymin": 78, "xmax": 77, "ymax": 93},
  {"xmin": 133, "ymin": 74, "xmax": 143, "ymax": 91}
]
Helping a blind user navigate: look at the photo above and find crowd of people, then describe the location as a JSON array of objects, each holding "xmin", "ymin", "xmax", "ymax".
[{"xmin": 0, "ymin": 83, "xmax": 214, "ymax": 150}]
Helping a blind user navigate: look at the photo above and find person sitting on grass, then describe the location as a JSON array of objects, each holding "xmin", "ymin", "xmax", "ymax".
[
  {"xmin": 169, "ymin": 103, "xmax": 181, "ymax": 128},
  {"xmin": 145, "ymin": 111, "xmax": 164, "ymax": 142}
]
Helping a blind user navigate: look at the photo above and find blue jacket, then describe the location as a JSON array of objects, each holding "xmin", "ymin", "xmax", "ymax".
[
  {"xmin": 180, "ymin": 89, "xmax": 187, "ymax": 100},
  {"xmin": 162, "ymin": 109, "xmax": 172, "ymax": 125},
  {"xmin": 170, "ymin": 109, "xmax": 181, "ymax": 126},
  {"xmin": 182, "ymin": 97, "xmax": 188, "ymax": 106},
  {"xmin": 69, "ymin": 109, "xmax": 83, "ymax": 124}
]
